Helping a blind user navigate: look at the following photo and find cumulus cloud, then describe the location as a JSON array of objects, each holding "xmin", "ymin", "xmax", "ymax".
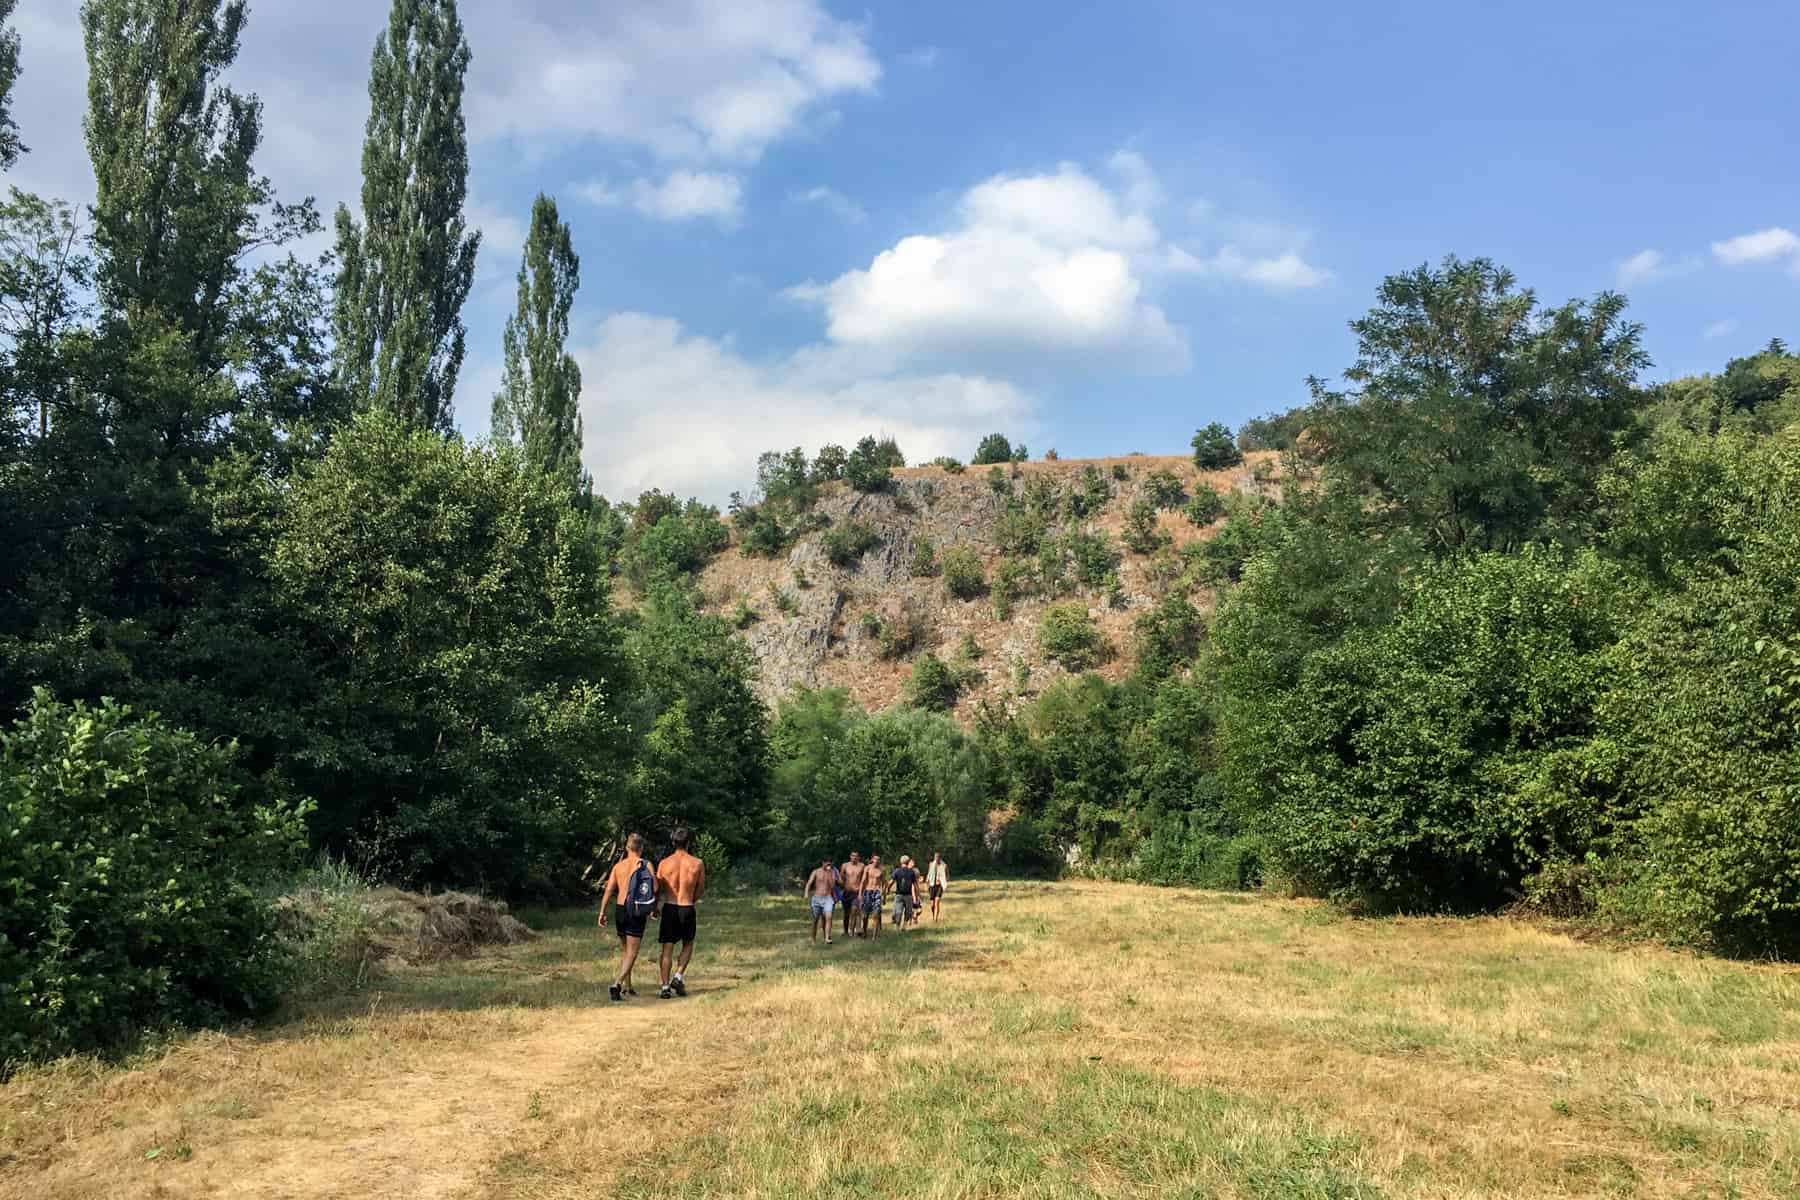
[
  {"xmin": 1712, "ymin": 227, "xmax": 1800, "ymax": 267},
  {"xmin": 788, "ymin": 163, "xmax": 1178, "ymax": 369},
  {"xmin": 787, "ymin": 156, "xmax": 1324, "ymax": 371},
  {"xmin": 576, "ymin": 313, "xmax": 1037, "ymax": 502}
]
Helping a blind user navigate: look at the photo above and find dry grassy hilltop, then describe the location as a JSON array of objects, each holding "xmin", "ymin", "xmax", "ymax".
[{"xmin": 692, "ymin": 451, "xmax": 1282, "ymax": 716}]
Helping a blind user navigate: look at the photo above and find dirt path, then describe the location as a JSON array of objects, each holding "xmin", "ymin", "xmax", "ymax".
[
  {"xmin": 212, "ymin": 1003, "xmax": 660, "ymax": 1200},
  {"xmin": 0, "ymin": 991, "xmax": 697, "ymax": 1200}
]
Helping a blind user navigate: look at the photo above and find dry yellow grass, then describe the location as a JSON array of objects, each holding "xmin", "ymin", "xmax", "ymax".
[{"xmin": 5, "ymin": 881, "xmax": 1797, "ymax": 1199}]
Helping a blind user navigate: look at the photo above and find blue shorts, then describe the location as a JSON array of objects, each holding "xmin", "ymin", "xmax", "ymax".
[
  {"xmin": 810, "ymin": 895, "xmax": 835, "ymax": 919},
  {"xmin": 862, "ymin": 890, "xmax": 882, "ymax": 915}
]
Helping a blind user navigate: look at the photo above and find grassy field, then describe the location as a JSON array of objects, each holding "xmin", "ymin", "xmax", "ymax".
[{"xmin": 3, "ymin": 880, "xmax": 1798, "ymax": 1199}]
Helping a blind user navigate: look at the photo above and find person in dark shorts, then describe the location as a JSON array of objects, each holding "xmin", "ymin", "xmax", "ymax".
[
  {"xmin": 839, "ymin": 852, "xmax": 865, "ymax": 938},
  {"xmin": 861, "ymin": 854, "xmax": 885, "ymax": 939},
  {"xmin": 597, "ymin": 832, "xmax": 650, "ymax": 1001},
  {"xmin": 655, "ymin": 827, "xmax": 706, "ymax": 998},
  {"xmin": 926, "ymin": 852, "xmax": 948, "ymax": 921}
]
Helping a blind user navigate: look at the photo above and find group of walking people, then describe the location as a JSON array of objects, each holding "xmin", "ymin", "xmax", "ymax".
[
  {"xmin": 596, "ymin": 831, "xmax": 950, "ymax": 1003},
  {"xmin": 804, "ymin": 851, "xmax": 948, "ymax": 944}
]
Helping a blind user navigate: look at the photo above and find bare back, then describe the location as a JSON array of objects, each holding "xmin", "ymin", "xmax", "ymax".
[{"xmin": 658, "ymin": 849, "xmax": 706, "ymax": 906}]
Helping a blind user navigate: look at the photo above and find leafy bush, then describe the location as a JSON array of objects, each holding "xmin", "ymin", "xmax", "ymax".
[
  {"xmin": 1143, "ymin": 470, "xmax": 1186, "ymax": 508},
  {"xmin": 767, "ymin": 582, "xmax": 798, "ymax": 616},
  {"xmin": 1, "ymin": 692, "xmax": 305, "ymax": 1067},
  {"xmin": 994, "ymin": 505, "xmax": 1047, "ymax": 556},
  {"xmin": 906, "ymin": 653, "xmax": 962, "ymax": 711},
  {"xmin": 1183, "ymin": 489, "xmax": 1225, "ymax": 526},
  {"xmin": 731, "ymin": 597, "xmax": 760, "ymax": 628},
  {"xmin": 1112, "ymin": 464, "xmax": 1130, "ymax": 481},
  {"xmin": 1216, "ymin": 546, "xmax": 1625, "ymax": 911},
  {"xmin": 973, "ymin": 434, "xmax": 1014, "ymax": 465},
  {"xmin": 993, "ymin": 558, "xmax": 1033, "ymax": 620},
  {"xmin": 691, "ymin": 831, "xmax": 733, "ymax": 894},
  {"xmin": 908, "ymin": 537, "xmax": 939, "ymax": 577},
  {"xmin": 1068, "ymin": 466, "xmax": 1113, "ymax": 518},
  {"xmin": 812, "ymin": 444, "xmax": 848, "ymax": 482},
  {"xmin": 1133, "ymin": 594, "xmax": 1204, "ymax": 681},
  {"xmin": 929, "ymin": 456, "xmax": 966, "ymax": 473},
  {"xmin": 1039, "ymin": 604, "xmax": 1109, "ymax": 671},
  {"xmin": 987, "ymin": 466, "xmax": 1012, "ymax": 496},
  {"xmin": 824, "ymin": 518, "xmax": 879, "ymax": 566},
  {"xmin": 1123, "ymin": 498, "xmax": 1170, "ymax": 555},
  {"xmin": 1192, "ymin": 422, "xmax": 1243, "ymax": 471},
  {"xmin": 862, "ymin": 603, "xmax": 932, "ymax": 660},
  {"xmin": 1067, "ymin": 529, "xmax": 1121, "ymax": 586},
  {"xmin": 846, "ymin": 436, "xmax": 903, "ymax": 492},
  {"xmin": 942, "ymin": 546, "xmax": 987, "ymax": 600}
]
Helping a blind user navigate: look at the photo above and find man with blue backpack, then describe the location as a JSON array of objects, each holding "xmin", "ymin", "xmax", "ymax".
[{"xmin": 598, "ymin": 832, "xmax": 659, "ymax": 1002}]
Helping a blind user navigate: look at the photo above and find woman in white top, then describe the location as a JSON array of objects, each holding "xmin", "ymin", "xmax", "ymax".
[{"xmin": 925, "ymin": 853, "xmax": 949, "ymax": 921}]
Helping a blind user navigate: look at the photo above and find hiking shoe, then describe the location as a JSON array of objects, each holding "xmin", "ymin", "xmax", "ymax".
[
  {"xmin": 671, "ymin": 975, "xmax": 687, "ymax": 997},
  {"xmin": 608, "ymin": 983, "xmax": 623, "ymax": 1003},
  {"xmin": 659, "ymin": 985, "xmax": 674, "ymax": 1000}
]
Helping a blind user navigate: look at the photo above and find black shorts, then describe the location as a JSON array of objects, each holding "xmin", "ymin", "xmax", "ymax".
[
  {"xmin": 929, "ymin": 884, "xmax": 943, "ymax": 900},
  {"xmin": 659, "ymin": 904, "xmax": 698, "ymax": 945},
  {"xmin": 615, "ymin": 907, "xmax": 648, "ymax": 940}
]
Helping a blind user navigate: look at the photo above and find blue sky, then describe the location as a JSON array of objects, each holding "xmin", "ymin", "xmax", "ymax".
[{"xmin": 9, "ymin": 0, "xmax": 1797, "ymax": 501}]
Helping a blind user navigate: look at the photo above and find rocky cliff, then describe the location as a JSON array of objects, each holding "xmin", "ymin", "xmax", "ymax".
[{"xmin": 696, "ymin": 452, "xmax": 1279, "ymax": 718}]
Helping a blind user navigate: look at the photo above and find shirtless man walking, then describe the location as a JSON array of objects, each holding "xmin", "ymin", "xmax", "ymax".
[
  {"xmin": 804, "ymin": 857, "xmax": 837, "ymax": 944},
  {"xmin": 838, "ymin": 852, "xmax": 865, "ymax": 938},
  {"xmin": 597, "ymin": 832, "xmax": 650, "ymax": 1002},
  {"xmin": 862, "ymin": 854, "xmax": 885, "ymax": 940},
  {"xmin": 654, "ymin": 828, "xmax": 706, "ymax": 999}
]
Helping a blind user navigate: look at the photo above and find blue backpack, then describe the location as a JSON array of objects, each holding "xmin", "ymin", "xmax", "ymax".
[{"xmin": 625, "ymin": 858, "xmax": 659, "ymax": 918}]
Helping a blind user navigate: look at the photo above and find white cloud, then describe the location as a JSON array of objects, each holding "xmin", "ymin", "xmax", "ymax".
[
  {"xmin": 465, "ymin": 0, "xmax": 879, "ymax": 164},
  {"xmin": 960, "ymin": 164, "xmax": 1159, "ymax": 251},
  {"xmin": 1170, "ymin": 246, "xmax": 1330, "ymax": 289},
  {"xmin": 1712, "ymin": 227, "xmax": 1800, "ymax": 266},
  {"xmin": 793, "ymin": 185, "xmax": 867, "ymax": 224},
  {"xmin": 576, "ymin": 313, "xmax": 1037, "ymax": 502},
  {"xmin": 1617, "ymin": 249, "xmax": 1664, "ymax": 285},
  {"xmin": 1703, "ymin": 319, "xmax": 1738, "ymax": 340},
  {"xmin": 787, "ymin": 155, "xmax": 1325, "ymax": 371},
  {"xmin": 577, "ymin": 171, "xmax": 745, "ymax": 223}
]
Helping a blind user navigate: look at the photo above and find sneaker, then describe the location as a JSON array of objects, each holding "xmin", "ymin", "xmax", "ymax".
[
  {"xmin": 671, "ymin": 975, "xmax": 687, "ymax": 997},
  {"xmin": 625, "ymin": 986, "xmax": 637, "ymax": 997},
  {"xmin": 659, "ymin": 985, "xmax": 674, "ymax": 1000},
  {"xmin": 608, "ymin": 983, "xmax": 623, "ymax": 1003}
]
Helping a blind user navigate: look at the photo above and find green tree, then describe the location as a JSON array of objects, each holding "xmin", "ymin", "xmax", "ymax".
[
  {"xmin": 270, "ymin": 410, "xmax": 627, "ymax": 892},
  {"xmin": 1040, "ymin": 604, "xmax": 1108, "ymax": 671},
  {"xmin": 491, "ymin": 194, "xmax": 585, "ymax": 497},
  {"xmin": 1, "ymin": 691, "xmax": 306, "ymax": 1065},
  {"xmin": 1191, "ymin": 422, "xmax": 1241, "ymax": 470},
  {"xmin": 333, "ymin": 0, "xmax": 479, "ymax": 432},
  {"xmin": 1310, "ymin": 256, "xmax": 1648, "ymax": 552},
  {"xmin": 0, "ymin": 0, "xmax": 22, "ymax": 169},
  {"xmin": 973, "ymin": 433, "xmax": 1013, "ymax": 464}
]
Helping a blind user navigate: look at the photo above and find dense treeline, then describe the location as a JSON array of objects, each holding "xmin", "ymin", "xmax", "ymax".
[{"xmin": 3, "ymin": 0, "xmax": 1797, "ymax": 1071}]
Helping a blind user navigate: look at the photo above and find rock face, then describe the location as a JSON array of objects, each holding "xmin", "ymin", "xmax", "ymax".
[{"xmin": 697, "ymin": 452, "xmax": 1277, "ymax": 719}]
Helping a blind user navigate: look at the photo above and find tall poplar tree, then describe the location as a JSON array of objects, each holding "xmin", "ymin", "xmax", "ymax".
[
  {"xmin": 0, "ymin": 0, "xmax": 23, "ymax": 169},
  {"xmin": 333, "ymin": 0, "xmax": 479, "ymax": 433},
  {"xmin": 491, "ymin": 194, "xmax": 586, "ymax": 497},
  {"xmin": 82, "ymin": 0, "xmax": 262, "ymax": 368}
]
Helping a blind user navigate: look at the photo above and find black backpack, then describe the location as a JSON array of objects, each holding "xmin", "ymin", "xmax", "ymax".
[{"xmin": 624, "ymin": 858, "xmax": 659, "ymax": 918}]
